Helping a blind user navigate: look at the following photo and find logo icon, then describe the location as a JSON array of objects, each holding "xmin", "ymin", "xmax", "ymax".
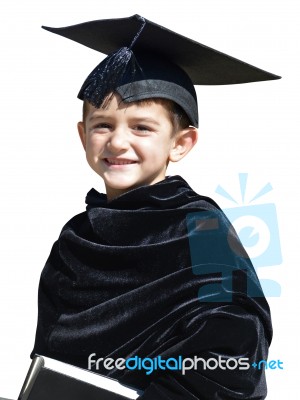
[
  {"xmin": 186, "ymin": 173, "xmax": 282, "ymax": 299},
  {"xmin": 215, "ymin": 173, "xmax": 282, "ymax": 296}
]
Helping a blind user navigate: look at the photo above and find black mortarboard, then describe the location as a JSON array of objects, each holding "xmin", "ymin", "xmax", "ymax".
[{"xmin": 42, "ymin": 14, "xmax": 280, "ymax": 127}]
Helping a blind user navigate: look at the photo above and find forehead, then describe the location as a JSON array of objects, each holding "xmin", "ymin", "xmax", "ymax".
[{"xmin": 84, "ymin": 94, "xmax": 172, "ymax": 121}]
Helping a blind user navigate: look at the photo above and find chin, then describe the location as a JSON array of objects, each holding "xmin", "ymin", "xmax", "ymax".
[
  {"xmin": 104, "ymin": 178, "xmax": 140, "ymax": 191},
  {"xmin": 103, "ymin": 172, "xmax": 165, "ymax": 192}
]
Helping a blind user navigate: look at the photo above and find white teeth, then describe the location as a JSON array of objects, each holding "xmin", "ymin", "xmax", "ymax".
[{"xmin": 106, "ymin": 159, "xmax": 135, "ymax": 165}]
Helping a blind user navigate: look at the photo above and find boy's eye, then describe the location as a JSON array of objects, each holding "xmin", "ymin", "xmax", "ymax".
[
  {"xmin": 92, "ymin": 123, "xmax": 111, "ymax": 131},
  {"xmin": 133, "ymin": 125, "xmax": 151, "ymax": 133}
]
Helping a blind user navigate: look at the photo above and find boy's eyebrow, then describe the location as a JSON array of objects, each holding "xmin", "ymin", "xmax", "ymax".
[
  {"xmin": 88, "ymin": 114, "xmax": 109, "ymax": 122},
  {"xmin": 87, "ymin": 114, "xmax": 161, "ymax": 126},
  {"xmin": 130, "ymin": 117, "xmax": 160, "ymax": 126}
]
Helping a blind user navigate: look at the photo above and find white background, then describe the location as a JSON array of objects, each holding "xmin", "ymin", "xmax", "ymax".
[{"xmin": 0, "ymin": 0, "xmax": 299, "ymax": 398}]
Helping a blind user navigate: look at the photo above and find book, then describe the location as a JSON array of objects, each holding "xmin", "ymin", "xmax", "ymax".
[{"xmin": 18, "ymin": 355, "xmax": 142, "ymax": 400}]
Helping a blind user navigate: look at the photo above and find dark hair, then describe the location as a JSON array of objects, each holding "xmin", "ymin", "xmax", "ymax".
[{"xmin": 82, "ymin": 95, "xmax": 191, "ymax": 134}]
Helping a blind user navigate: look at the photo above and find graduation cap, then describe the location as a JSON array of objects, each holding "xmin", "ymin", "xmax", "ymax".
[{"xmin": 42, "ymin": 14, "xmax": 280, "ymax": 127}]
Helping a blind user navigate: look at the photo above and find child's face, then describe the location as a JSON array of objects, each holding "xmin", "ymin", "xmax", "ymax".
[{"xmin": 78, "ymin": 94, "xmax": 196, "ymax": 200}]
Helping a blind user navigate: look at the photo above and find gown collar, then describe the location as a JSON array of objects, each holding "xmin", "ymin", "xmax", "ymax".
[{"xmin": 85, "ymin": 175, "xmax": 202, "ymax": 210}]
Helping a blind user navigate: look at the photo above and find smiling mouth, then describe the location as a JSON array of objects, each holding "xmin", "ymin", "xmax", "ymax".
[{"xmin": 104, "ymin": 158, "xmax": 138, "ymax": 165}]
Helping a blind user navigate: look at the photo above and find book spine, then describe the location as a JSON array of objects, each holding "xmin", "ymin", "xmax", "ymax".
[{"xmin": 18, "ymin": 356, "xmax": 44, "ymax": 400}]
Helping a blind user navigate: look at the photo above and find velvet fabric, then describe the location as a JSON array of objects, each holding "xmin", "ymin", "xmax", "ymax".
[{"xmin": 31, "ymin": 175, "xmax": 272, "ymax": 399}]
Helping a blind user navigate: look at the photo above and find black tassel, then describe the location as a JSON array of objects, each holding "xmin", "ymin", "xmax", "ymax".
[{"xmin": 78, "ymin": 16, "xmax": 146, "ymax": 108}]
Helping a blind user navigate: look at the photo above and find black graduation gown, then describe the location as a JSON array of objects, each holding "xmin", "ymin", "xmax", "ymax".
[{"xmin": 31, "ymin": 175, "xmax": 272, "ymax": 399}]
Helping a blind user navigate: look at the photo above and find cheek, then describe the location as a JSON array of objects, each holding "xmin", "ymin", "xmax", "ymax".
[
  {"xmin": 139, "ymin": 143, "xmax": 171, "ymax": 169},
  {"xmin": 86, "ymin": 135, "xmax": 105, "ymax": 155},
  {"xmin": 139, "ymin": 136, "xmax": 172, "ymax": 157}
]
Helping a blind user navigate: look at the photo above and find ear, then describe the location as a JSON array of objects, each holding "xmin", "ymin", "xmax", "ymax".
[
  {"xmin": 169, "ymin": 127, "xmax": 198, "ymax": 162},
  {"xmin": 77, "ymin": 121, "xmax": 86, "ymax": 150}
]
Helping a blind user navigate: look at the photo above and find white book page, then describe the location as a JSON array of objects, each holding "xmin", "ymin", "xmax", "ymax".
[{"xmin": 41, "ymin": 356, "xmax": 140, "ymax": 399}]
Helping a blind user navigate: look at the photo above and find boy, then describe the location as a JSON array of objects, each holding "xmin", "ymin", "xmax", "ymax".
[{"xmin": 31, "ymin": 15, "xmax": 280, "ymax": 399}]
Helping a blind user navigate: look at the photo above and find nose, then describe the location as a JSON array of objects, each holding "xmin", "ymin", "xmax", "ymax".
[{"xmin": 107, "ymin": 127, "xmax": 130, "ymax": 152}]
